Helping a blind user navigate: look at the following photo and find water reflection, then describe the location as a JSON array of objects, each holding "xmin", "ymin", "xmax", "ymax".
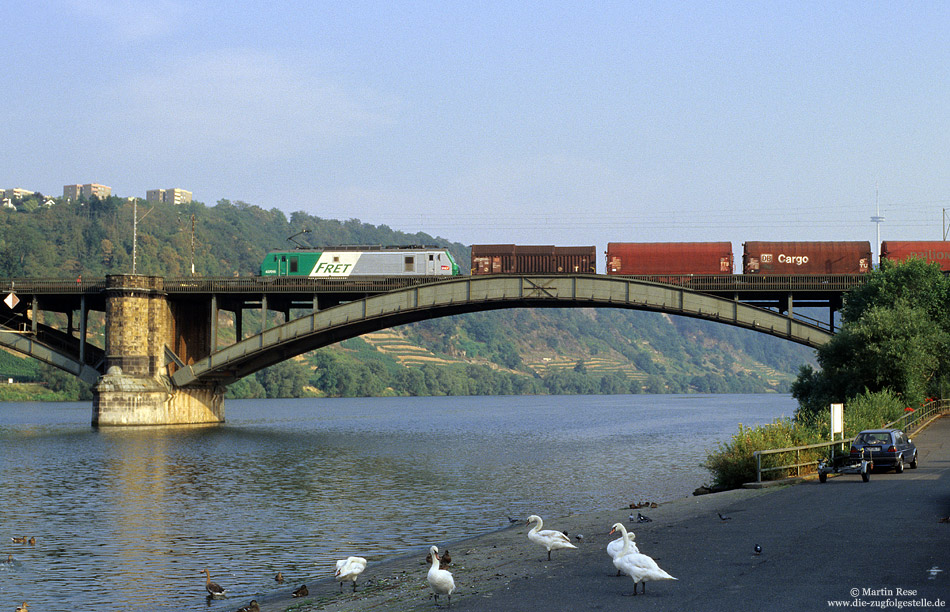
[{"xmin": 0, "ymin": 394, "xmax": 795, "ymax": 611}]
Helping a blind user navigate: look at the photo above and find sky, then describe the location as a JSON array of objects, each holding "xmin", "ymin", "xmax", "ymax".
[{"xmin": 4, "ymin": 1, "xmax": 950, "ymax": 260}]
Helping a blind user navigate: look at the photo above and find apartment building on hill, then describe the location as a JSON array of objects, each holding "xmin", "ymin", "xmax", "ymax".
[
  {"xmin": 146, "ymin": 188, "xmax": 193, "ymax": 205},
  {"xmin": 64, "ymin": 183, "xmax": 112, "ymax": 201}
]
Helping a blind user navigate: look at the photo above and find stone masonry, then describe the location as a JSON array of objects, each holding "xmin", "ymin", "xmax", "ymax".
[{"xmin": 92, "ymin": 275, "xmax": 224, "ymax": 426}]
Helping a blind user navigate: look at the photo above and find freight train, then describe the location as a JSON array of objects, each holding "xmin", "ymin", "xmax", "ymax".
[{"xmin": 260, "ymin": 240, "xmax": 950, "ymax": 278}]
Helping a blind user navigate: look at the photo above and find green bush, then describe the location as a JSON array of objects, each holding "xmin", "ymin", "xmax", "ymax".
[
  {"xmin": 704, "ymin": 418, "xmax": 814, "ymax": 489},
  {"xmin": 705, "ymin": 390, "xmax": 912, "ymax": 488}
]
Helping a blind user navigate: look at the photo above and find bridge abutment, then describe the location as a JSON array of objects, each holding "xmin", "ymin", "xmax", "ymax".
[{"xmin": 92, "ymin": 275, "xmax": 224, "ymax": 427}]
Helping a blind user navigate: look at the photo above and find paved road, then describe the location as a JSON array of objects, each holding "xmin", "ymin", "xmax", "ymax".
[{"xmin": 414, "ymin": 417, "xmax": 950, "ymax": 612}]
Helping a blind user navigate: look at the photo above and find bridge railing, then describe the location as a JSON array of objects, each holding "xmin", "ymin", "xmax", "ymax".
[
  {"xmin": 0, "ymin": 273, "xmax": 868, "ymax": 295},
  {"xmin": 617, "ymin": 273, "xmax": 867, "ymax": 292},
  {"xmin": 0, "ymin": 276, "xmax": 456, "ymax": 294},
  {"xmin": 0, "ymin": 278, "xmax": 107, "ymax": 293},
  {"xmin": 161, "ymin": 275, "xmax": 453, "ymax": 293},
  {"xmin": 752, "ymin": 399, "xmax": 950, "ymax": 483}
]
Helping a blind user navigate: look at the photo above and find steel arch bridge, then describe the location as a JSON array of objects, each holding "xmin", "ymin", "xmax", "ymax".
[{"xmin": 169, "ymin": 274, "xmax": 834, "ymax": 387}]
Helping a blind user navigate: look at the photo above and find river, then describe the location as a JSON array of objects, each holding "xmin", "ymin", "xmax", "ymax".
[{"xmin": 0, "ymin": 393, "xmax": 796, "ymax": 611}]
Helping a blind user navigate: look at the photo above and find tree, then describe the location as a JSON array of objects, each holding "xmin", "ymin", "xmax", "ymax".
[
  {"xmin": 842, "ymin": 258, "xmax": 950, "ymax": 327},
  {"xmin": 38, "ymin": 364, "xmax": 93, "ymax": 400},
  {"xmin": 793, "ymin": 259, "xmax": 950, "ymax": 419},
  {"xmin": 820, "ymin": 301, "xmax": 945, "ymax": 404},
  {"xmin": 257, "ymin": 360, "xmax": 310, "ymax": 398}
]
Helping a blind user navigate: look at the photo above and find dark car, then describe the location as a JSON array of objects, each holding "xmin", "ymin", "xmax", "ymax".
[{"xmin": 850, "ymin": 429, "xmax": 918, "ymax": 472}]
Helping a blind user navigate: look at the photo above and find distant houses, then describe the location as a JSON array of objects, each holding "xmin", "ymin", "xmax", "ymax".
[
  {"xmin": 2, "ymin": 183, "xmax": 195, "ymax": 209},
  {"xmin": 2, "ymin": 188, "xmax": 54, "ymax": 210}
]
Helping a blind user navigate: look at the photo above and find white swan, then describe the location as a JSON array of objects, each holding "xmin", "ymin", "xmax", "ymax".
[
  {"xmin": 607, "ymin": 523, "xmax": 640, "ymax": 559},
  {"xmin": 610, "ymin": 522, "xmax": 676, "ymax": 595},
  {"xmin": 607, "ymin": 523, "xmax": 640, "ymax": 575},
  {"xmin": 526, "ymin": 515, "xmax": 578, "ymax": 561},
  {"xmin": 427, "ymin": 545, "xmax": 455, "ymax": 607},
  {"xmin": 335, "ymin": 556, "xmax": 367, "ymax": 592}
]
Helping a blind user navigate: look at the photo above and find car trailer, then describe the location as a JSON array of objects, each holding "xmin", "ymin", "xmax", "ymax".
[{"xmin": 817, "ymin": 448, "xmax": 872, "ymax": 483}]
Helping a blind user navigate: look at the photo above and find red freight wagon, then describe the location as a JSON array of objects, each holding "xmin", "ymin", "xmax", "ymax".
[
  {"xmin": 743, "ymin": 241, "xmax": 871, "ymax": 274},
  {"xmin": 471, "ymin": 245, "xmax": 596, "ymax": 274},
  {"xmin": 553, "ymin": 246, "xmax": 597, "ymax": 274},
  {"xmin": 880, "ymin": 241, "xmax": 950, "ymax": 272},
  {"xmin": 605, "ymin": 242, "xmax": 733, "ymax": 275},
  {"xmin": 515, "ymin": 245, "xmax": 558, "ymax": 273},
  {"xmin": 472, "ymin": 244, "xmax": 517, "ymax": 274}
]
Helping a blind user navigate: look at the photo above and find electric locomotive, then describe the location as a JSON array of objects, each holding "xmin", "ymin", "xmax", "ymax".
[{"xmin": 260, "ymin": 245, "xmax": 461, "ymax": 277}]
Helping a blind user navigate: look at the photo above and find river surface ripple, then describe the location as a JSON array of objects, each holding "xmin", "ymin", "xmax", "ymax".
[{"xmin": 0, "ymin": 393, "xmax": 795, "ymax": 611}]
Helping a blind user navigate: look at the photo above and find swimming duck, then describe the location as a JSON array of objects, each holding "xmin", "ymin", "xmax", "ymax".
[
  {"xmin": 236, "ymin": 601, "xmax": 260, "ymax": 612},
  {"xmin": 275, "ymin": 571, "xmax": 284, "ymax": 583},
  {"xmin": 201, "ymin": 568, "xmax": 226, "ymax": 598}
]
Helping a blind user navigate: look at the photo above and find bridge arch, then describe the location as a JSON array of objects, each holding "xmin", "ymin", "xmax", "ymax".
[
  {"xmin": 0, "ymin": 330, "xmax": 100, "ymax": 384},
  {"xmin": 171, "ymin": 275, "xmax": 833, "ymax": 387}
]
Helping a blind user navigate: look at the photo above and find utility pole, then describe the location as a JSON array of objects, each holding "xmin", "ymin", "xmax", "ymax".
[
  {"xmin": 133, "ymin": 199, "xmax": 138, "ymax": 275},
  {"xmin": 870, "ymin": 185, "xmax": 885, "ymax": 267},
  {"xmin": 132, "ymin": 199, "xmax": 154, "ymax": 275},
  {"xmin": 191, "ymin": 214, "xmax": 196, "ymax": 276}
]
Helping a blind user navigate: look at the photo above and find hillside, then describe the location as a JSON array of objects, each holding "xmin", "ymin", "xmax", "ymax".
[{"xmin": 0, "ymin": 194, "xmax": 815, "ymax": 398}]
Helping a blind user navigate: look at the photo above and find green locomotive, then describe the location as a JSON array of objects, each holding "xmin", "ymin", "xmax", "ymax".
[{"xmin": 260, "ymin": 245, "xmax": 461, "ymax": 277}]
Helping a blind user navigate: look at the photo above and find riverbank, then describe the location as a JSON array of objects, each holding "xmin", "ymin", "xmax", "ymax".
[
  {"xmin": 236, "ymin": 485, "xmax": 779, "ymax": 612},
  {"xmin": 238, "ymin": 416, "xmax": 950, "ymax": 612}
]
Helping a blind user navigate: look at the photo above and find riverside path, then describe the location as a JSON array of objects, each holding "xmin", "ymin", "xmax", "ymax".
[{"xmin": 244, "ymin": 417, "xmax": 950, "ymax": 612}]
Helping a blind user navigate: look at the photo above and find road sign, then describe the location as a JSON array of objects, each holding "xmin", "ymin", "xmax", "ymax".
[{"xmin": 4, "ymin": 292, "xmax": 19, "ymax": 309}]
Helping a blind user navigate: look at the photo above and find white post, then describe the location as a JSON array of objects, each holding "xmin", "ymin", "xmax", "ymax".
[{"xmin": 831, "ymin": 403, "xmax": 844, "ymax": 452}]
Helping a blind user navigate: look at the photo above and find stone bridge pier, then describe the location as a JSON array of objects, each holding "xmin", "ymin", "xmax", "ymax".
[{"xmin": 92, "ymin": 275, "xmax": 225, "ymax": 426}]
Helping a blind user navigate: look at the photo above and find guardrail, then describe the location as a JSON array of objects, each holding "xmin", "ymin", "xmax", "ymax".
[{"xmin": 753, "ymin": 399, "xmax": 950, "ymax": 483}]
